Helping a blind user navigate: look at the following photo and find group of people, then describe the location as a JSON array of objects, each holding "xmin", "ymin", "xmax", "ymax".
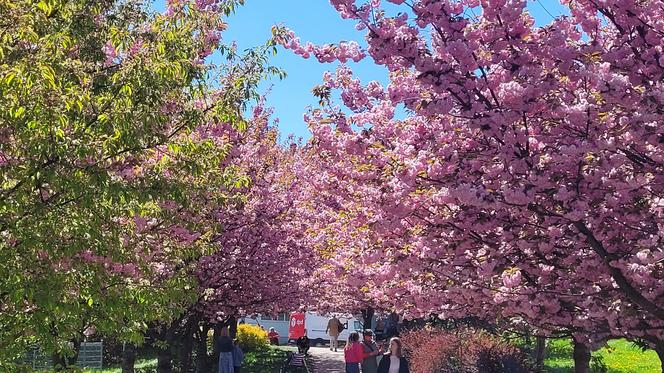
[
  {"xmin": 227, "ymin": 314, "xmax": 407, "ymax": 373},
  {"xmin": 215, "ymin": 327, "xmax": 245, "ymax": 373},
  {"xmin": 324, "ymin": 315, "xmax": 409, "ymax": 373},
  {"xmin": 344, "ymin": 331, "xmax": 409, "ymax": 373}
]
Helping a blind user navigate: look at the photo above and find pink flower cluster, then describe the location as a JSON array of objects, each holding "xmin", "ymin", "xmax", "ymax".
[
  {"xmin": 102, "ymin": 41, "xmax": 117, "ymax": 66},
  {"xmin": 78, "ymin": 250, "xmax": 140, "ymax": 277},
  {"xmin": 274, "ymin": 27, "xmax": 365, "ymax": 63}
]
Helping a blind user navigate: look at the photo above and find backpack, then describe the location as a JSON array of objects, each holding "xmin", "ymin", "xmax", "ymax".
[{"xmin": 337, "ymin": 319, "xmax": 345, "ymax": 333}]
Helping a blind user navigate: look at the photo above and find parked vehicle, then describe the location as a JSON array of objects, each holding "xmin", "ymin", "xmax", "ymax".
[{"xmin": 243, "ymin": 312, "xmax": 365, "ymax": 346}]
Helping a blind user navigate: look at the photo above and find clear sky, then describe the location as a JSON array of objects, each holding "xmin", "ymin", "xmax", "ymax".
[{"xmin": 208, "ymin": 1, "xmax": 570, "ymax": 140}]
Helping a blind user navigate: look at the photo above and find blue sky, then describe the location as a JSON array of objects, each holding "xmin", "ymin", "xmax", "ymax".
[{"xmin": 195, "ymin": 1, "xmax": 570, "ymax": 140}]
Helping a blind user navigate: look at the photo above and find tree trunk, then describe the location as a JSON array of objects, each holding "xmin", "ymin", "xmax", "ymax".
[
  {"xmin": 157, "ymin": 346, "xmax": 173, "ymax": 373},
  {"xmin": 121, "ymin": 343, "xmax": 136, "ymax": 373},
  {"xmin": 211, "ymin": 324, "xmax": 222, "ymax": 372},
  {"xmin": 52, "ymin": 339, "xmax": 81, "ymax": 371},
  {"xmin": 195, "ymin": 323, "xmax": 210, "ymax": 373},
  {"xmin": 655, "ymin": 340, "xmax": 664, "ymax": 373},
  {"xmin": 534, "ymin": 336, "xmax": 546, "ymax": 370},
  {"xmin": 179, "ymin": 323, "xmax": 195, "ymax": 373},
  {"xmin": 229, "ymin": 316, "xmax": 237, "ymax": 339},
  {"xmin": 572, "ymin": 339, "xmax": 591, "ymax": 373},
  {"xmin": 212, "ymin": 323, "xmax": 222, "ymax": 355},
  {"xmin": 524, "ymin": 328, "xmax": 531, "ymax": 347},
  {"xmin": 52, "ymin": 353, "xmax": 68, "ymax": 372},
  {"xmin": 361, "ymin": 307, "xmax": 375, "ymax": 330}
]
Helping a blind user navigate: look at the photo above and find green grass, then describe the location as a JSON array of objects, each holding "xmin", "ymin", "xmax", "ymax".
[
  {"xmin": 544, "ymin": 339, "xmax": 661, "ymax": 373},
  {"xmin": 242, "ymin": 347, "xmax": 290, "ymax": 373},
  {"xmin": 77, "ymin": 357, "xmax": 157, "ymax": 373},
  {"xmin": 76, "ymin": 346, "xmax": 289, "ymax": 373}
]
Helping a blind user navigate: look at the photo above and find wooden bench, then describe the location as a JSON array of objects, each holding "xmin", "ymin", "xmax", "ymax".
[{"xmin": 280, "ymin": 351, "xmax": 309, "ymax": 373}]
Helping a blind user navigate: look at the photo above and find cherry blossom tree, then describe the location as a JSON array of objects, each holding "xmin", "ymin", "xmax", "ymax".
[
  {"xmin": 127, "ymin": 104, "xmax": 320, "ymax": 373},
  {"xmin": 188, "ymin": 108, "xmax": 317, "ymax": 372},
  {"xmin": 277, "ymin": 0, "xmax": 664, "ymax": 371}
]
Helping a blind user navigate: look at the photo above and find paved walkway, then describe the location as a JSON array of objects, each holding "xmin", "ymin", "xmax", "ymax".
[{"xmin": 308, "ymin": 346, "xmax": 345, "ymax": 372}]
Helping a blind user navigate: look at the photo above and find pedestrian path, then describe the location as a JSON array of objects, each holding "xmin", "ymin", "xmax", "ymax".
[{"xmin": 308, "ymin": 346, "xmax": 345, "ymax": 372}]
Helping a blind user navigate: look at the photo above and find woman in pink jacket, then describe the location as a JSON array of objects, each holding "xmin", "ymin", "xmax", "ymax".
[{"xmin": 344, "ymin": 331, "xmax": 381, "ymax": 373}]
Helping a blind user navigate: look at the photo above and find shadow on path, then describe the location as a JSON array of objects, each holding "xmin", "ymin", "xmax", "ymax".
[{"xmin": 309, "ymin": 346, "xmax": 345, "ymax": 373}]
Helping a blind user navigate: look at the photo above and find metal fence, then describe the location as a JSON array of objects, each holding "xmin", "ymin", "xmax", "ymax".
[
  {"xmin": 77, "ymin": 342, "xmax": 103, "ymax": 369},
  {"xmin": 22, "ymin": 341, "xmax": 103, "ymax": 370},
  {"xmin": 23, "ymin": 346, "xmax": 52, "ymax": 370}
]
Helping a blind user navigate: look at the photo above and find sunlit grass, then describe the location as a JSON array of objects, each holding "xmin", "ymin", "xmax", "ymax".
[{"xmin": 544, "ymin": 339, "xmax": 660, "ymax": 373}]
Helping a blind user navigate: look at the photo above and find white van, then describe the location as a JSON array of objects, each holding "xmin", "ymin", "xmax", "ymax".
[{"xmin": 243, "ymin": 312, "xmax": 364, "ymax": 346}]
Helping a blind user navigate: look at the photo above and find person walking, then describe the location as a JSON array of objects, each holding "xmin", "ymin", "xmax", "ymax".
[
  {"xmin": 377, "ymin": 337, "xmax": 409, "ymax": 373},
  {"xmin": 216, "ymin": 327, "xmax": 234, "ymax": 373},
  {"xmin": 361, "ymin": 330, "xmax": 381, "ymax": 373},
  {"xmin": 232, "ymin": 339, "xmax": 244, "ymax": 373},
  {"xmin": 326, "ymin": 315, "xmax": 342, "ymax": 352},
  {"xmin": 296, "ymin": 329, "xmax": 311, "ymax": 355}
]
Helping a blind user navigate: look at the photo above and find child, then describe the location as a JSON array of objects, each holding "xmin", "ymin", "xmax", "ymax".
[{"xmin": 232, "ymin": 339, "xmax": 244, "ymax": 373}]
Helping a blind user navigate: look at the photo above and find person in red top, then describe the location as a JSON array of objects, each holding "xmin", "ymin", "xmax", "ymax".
[
  {"xmin": 344, "ymin": 331, "xmax": 381, "ymax": 373},
  {"xmin": 267, "ymin": 327, "xmax": 280, "ymax": 345}
]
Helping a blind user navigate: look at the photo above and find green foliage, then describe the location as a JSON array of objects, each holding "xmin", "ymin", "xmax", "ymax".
[
  {"xmin": 236, "ymin": 324, "xmax": 269, "ymax": 352},
  {"xmin": 0, "ymin": 0, "xmax": 281, "ymax": 368}
]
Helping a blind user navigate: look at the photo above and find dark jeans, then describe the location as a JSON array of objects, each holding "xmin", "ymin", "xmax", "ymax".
[
  {"xmin": 234, "ymin": 366, "xmax": 241, "ymax": 373},
  {"xmin": 345, "ymin": 362, "xmax": 360, "ymax": 373}
]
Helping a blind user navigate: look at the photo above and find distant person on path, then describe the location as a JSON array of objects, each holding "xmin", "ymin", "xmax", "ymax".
[
  {"xmin": 377, "ymin": 337, "xmax": 409, "ymax": 373},
  {"xmin": 345, "ymin": 331, "xmax": 382, "ymax": 373},
  {"xmin": 361, "ymin": 330, "xmax": 381, "ymax": 373},
  {"xmin": 296, "ymin": 329, "xmax": 311, "ymax": 355},
  {"xmin": 232, "ymin": 339, "xmax": 244, "ymax": 373},
  {"xmin": 385, "ymin": 313, "xmax": 399, "ymax": 339},
  {"xmin": 268, "ymin": 327, "xmax": 280, "ymax": 345},
  {"xmin": 375, "ymin": 318, "xmax": 386, "ymax": 340},
  {"xmin": 216, "ymin": 327, "xmax": 234, "ymax": 373},
  {"xmin": 326, "ymin": 315, "xmax": 342, "ymax": 352}
]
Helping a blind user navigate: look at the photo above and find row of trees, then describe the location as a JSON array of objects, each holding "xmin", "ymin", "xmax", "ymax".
[
  {"xmin": 0, "ymin": 0, "xmax": 315, "ymax": 371},
  {"xmin": 276, "ymin": 0, "xmax": 664, "ymax": 372},
  {"xmin": 3, "ymin": 1, "xmax": 664, "ymax": 372}
]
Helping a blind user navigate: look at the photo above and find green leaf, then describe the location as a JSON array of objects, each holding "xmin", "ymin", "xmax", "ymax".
[
  {"xmin": 36, "ymin": 0, "xmax": 52, "ymax": 15},
  {"xmin": 120, "ymin": 84, "xmax": 133, "ymax": 96},
  {"xmin": 87, "ymin": 297, "xmax": 94, "ymax": 307},
  {"xmin": 111, "ymin": 129, "xmax": 122, "ymax": 140},
  {"xmin": 40, "ymin": 65, "xmax": 57, "ymax": 89},
  {"xmin": 4, "ymin": 71, "xmax": 16, "ymax": 86},
  {"xmin": 13, "ymin": 107, "xmax": 25, "ymax": 118}
]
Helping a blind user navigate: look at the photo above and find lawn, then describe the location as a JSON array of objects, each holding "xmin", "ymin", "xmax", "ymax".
[
  {"xmin": 544, "ymin": 339, "xmax": 661, "ymax": 373},
  {"xmin": 75, "ymin": 347, "xmax": 290, "ymax": 373}
]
